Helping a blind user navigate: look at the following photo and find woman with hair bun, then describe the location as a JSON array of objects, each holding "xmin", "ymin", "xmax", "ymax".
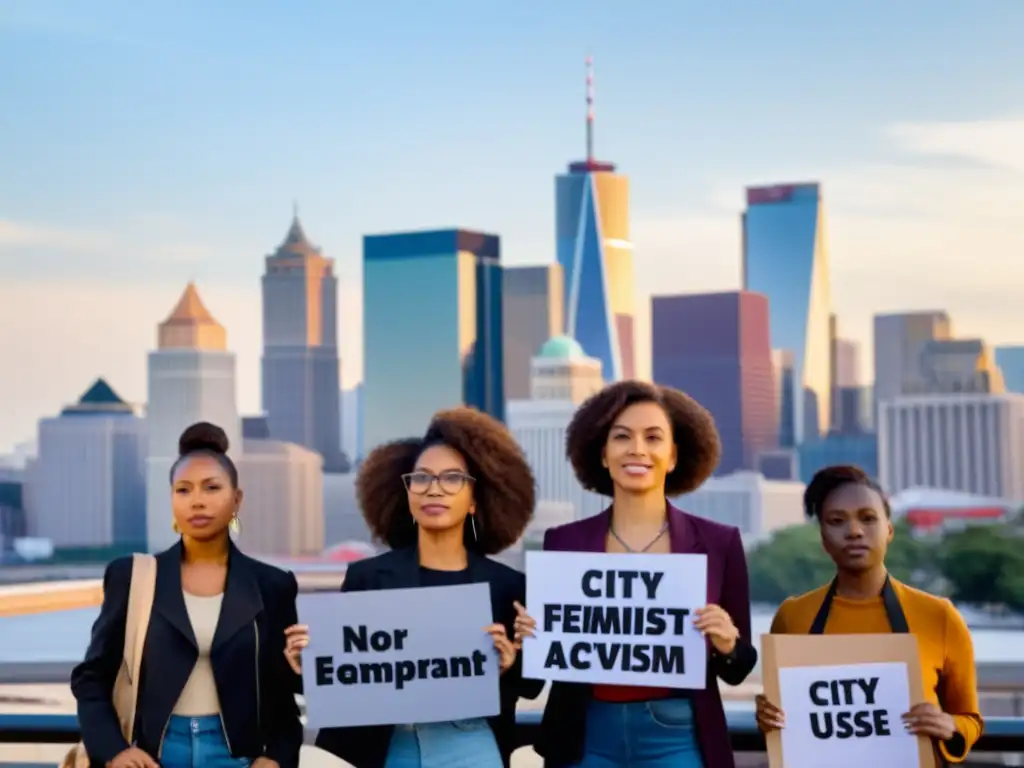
[
  {"xmin": 755, "ymin": 464, "xmax": 983, "ymax": 765},
  {"xmin": 71, "ymin": 422, "xmax": 303, "ymax": 768},
  {"xmin": 284, "ymin": 407, "xmax": 544, "ymax": 768},
  {"xmin": 516, "ymin": 380, "xmax": 759, "ymax": 768}
]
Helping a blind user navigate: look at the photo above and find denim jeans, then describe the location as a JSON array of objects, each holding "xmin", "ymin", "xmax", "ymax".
[
  {"xmin": 384, "ymin": 718, "xmax": 503, "ymax": 768},
  {"xmin": 160, "ymin": 715, "xmax": 251, "ymax": 768},
  {"xmin": 571, "ymin": 698, "xmax": 705, "ymax": 768}
]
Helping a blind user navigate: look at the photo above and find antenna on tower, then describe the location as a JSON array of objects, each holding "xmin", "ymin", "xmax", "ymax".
[
  {"xmin": 585, "ymin": 55, "xmax": 595, "ymax": 162},
  {"xmin": 292, "ymin": 199, "xmax": 299, "ymax": 221}
]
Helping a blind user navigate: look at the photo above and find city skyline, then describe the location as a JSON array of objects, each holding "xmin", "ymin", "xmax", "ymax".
[{"xmin": 3, "ymin": 1, "xmax": 1024, "ymax": 451}]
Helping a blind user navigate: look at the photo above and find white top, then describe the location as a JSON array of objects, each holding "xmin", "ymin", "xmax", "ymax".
[{"xmin": 172, "ymin": 591, "xmax": 224, "ymax": 716}]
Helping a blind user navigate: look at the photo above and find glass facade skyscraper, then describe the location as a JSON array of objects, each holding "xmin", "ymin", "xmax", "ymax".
[
  {"xmin": 555, "ymin": 162, "xmax": 634, "ymax": 382},
  {"xmin": 995, "ymin": 345, "xmax": 1024, "ymax": 394},
  {"xmin": 742, "ymin": 182, "xmax": 832, "ymax": 442},
  {"xmin": 652, "ymin": 291, "xmax": 778, "ymax": 475},
  {"xmin": 362, "ymin": 229, "xmax": 504, "ymax": 451}
]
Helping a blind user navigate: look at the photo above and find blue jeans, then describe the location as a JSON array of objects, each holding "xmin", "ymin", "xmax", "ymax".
[
  {"xmin": 160, "ymin": 715, "xmax": 250, "ymax": 768},
  {"xmin": 384, "ymin": 718, "xmax": 502, "ymax": 768},
  {"xmin": 571, "ymin": 698, "xmax": 705, "ymax": 768}
]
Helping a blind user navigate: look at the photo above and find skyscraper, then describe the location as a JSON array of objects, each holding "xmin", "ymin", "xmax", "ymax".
[
  {"xmin": 146, "ymin": 283, "xmax": 240, "ymax": 552},
  {"xmin": 652, "ymin": 292, "xmax": 777, "ymax": 475},
  {"xmin": 770, "ymin": 349, "xmax": 797, "ymax": 449},
  {"xmin": 507, "ymin": 335, "xmax": 606, "ymax": 522},
  {"xmin": 742, "ymin": 182, "xmax": 832, "ymax": 441},
  {"xmin": 362, "ymin": 229, "xmax": 504, "ymax": 450},
  {"xmin": 873, "ymin": 311, "xmax": 951, "ymax": 405},
  {"xmin": 502, "ymin": 264, "xmax": 564, "ymax": 401},
  {"xmin": 995, "ymin": 346, "xmax": 1024, "ymax": 394},
  {"xmin": 28, "ymin": 378, "xmax": 146, "ymax": 548},
  {"xmin": 555, "ymin": 57, "xmax": 635, "ymax": 381},
  {"xmin": 261, "ymin": 212, "xmax": 345, "ymax": 472}
]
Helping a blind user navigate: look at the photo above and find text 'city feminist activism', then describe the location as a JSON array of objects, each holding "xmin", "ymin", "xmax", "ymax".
[
  {"xmin": 542, "ymin": 569, "xmax": 689, "ymax": 673},
  {"xmin": 523, "ymin": 551, "xmax": 708, "ymax": 689}
]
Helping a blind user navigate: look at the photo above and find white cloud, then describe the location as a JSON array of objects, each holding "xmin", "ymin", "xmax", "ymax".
[
  {"xmin": 888, "ymin": 117, "xmax": 1024, "ymax": 172},
  {"xmin": 627, "ymin": 117, "xmax": 1024, "ymax": 383},
  {"xmin": 0, "ymin": 219, "xmax": 112, "ymax": 252},
  {"xmin": 0, "ymin": 217, "xmax": 234, "ymax": 278},
  {"xmin": 0, "ymin": 278, "xmax": 363, "ymax": 452},
  {"xmin": 3, "ymin": 116, "xmax": 1024, "ymax": 449}
]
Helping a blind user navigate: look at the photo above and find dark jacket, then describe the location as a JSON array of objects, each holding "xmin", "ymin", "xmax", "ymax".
[
  {"xmin": 70, "ymin": 541, "xmax": 303, "ymax": 768},
  {"xmin": 313, "ymin": 547, "xmax": 545, "ymax": 768},
  {"xmin": 535, "ymin": 503, "xmax": 758, "ymax": 768}
]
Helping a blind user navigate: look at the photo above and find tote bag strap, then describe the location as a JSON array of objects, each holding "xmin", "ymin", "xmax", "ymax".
[{"xmin": 121, "ymin": 553, "xmax": 157, "ymax": 741}]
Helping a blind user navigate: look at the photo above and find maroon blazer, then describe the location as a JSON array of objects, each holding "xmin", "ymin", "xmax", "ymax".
[{"xmin": 532, "ymin": 502, "xmax": 757, "ymax": 768}]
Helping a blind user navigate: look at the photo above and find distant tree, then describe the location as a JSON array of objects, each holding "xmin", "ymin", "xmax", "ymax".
[
  {"xmin": 746, "ymin": 523, "xmax": 834, "ymax": 604},
  {"xmin": 747, "ymin": 518, "xmax": 937, "ymax": 605},
  {"xmin": 939, "ymin": 524, "xmax": 1024, "ymax": 610},
  {"xmin": 885, "ymin": 519, "xmax": 938, "ymax": 587}
]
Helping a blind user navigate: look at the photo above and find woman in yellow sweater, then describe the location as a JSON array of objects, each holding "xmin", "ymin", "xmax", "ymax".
[{"xmin": 755, "ymin": 465, "xmax": 983, "ymax": 764}]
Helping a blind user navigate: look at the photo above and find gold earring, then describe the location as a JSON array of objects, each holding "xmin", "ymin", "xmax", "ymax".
[
  {"xmin": 172, "ymin": 520, "xmax": 181, "ymax": 534},
  {"xmin": 229, "ymin": 515, "xmax": 241, "ymax": 534}
]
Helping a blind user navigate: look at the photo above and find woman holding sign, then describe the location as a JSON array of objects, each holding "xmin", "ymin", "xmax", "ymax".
[
  {"xmin": 284, "ymin": 407, "xmax": 543, "ymax": 768},
  {"xmin": 755, "ymin": 465, "xmax": 983, "ymax": 764},
  {"xmin": 517, "ymin": 380, "xmax": 759, "ymax": 768},
  {"xmin": 71, "ymin": 422, "xmax": 303, "ymax": 768}
]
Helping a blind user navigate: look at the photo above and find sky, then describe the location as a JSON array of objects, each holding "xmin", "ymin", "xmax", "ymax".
[{"xmin": 2, "ymin": 0, "xmax": 1024, "ymax": 452}]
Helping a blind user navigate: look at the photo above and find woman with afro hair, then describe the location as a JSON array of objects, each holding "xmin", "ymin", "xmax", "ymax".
[
  {"xmin": 283, "ymin": 407, "xmax": 544, "ymax": 768},
  {"xmin": 516, "ymin": 380, "xmax": 758, "ymax": 768}
]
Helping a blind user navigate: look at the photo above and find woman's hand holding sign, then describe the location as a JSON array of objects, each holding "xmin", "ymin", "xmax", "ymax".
[
  {"xmin": 755, "ymin": 694, "xmax": 785, "ymax": 732},
  {"xmin": 513, "ymin": 600, "xmax": 536, "ymax": 644},
  {"xmin": 284, "ymin": 623, "xmax": 309, "ymax": 675},
  {"xmin": 485, "ymin": 623, "xmax": 518, "ymax": 674},
  {"xmin": 902, "ymin": 702, "xmax": 956, "ymax": 741},
  {"xmin": 693, "ymin": 604, "xmax": 739, "ymax": 654}
]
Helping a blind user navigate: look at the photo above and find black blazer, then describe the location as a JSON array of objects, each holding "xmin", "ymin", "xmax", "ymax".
[
  {"xmin": 70, "ymin": 541, "xmax": 303, "ymax": 768},
  {"xmin": 313, "ymin": 547, "xmax": 545, "ymax": 768}
]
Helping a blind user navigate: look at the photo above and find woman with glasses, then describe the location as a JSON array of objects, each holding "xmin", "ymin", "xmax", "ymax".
[
  {"xmin": 283, "ymin": 407, "xmax": 543, "ymax": 768},
  {"xmin": 755, "ymin": 465, "xmax": 983, "ymax": 765}
]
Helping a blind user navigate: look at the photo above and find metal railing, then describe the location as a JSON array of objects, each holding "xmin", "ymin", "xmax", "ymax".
[{"xmin": 1, "ymin": 711, "xmax": 1022, "ymax": 754}]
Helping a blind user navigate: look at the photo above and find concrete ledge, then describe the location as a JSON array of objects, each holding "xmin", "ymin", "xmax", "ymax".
[{"xmin": 0, "ymin": 582, "xmax": 102, "ymax": 618}]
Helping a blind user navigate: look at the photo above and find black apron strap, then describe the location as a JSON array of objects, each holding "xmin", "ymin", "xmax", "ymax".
[{"xmin": 809, "ymin": 574, "xmax": 909, "ymax": 634}]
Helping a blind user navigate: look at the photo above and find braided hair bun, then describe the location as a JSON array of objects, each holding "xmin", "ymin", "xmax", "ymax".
[{"xmin": 178, "ymin": 421, "xmax": 229, "ymax": 457}]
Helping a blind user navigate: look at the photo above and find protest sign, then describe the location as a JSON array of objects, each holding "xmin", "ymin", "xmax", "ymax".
[
  {"xmin": 761, "ymin": 633, "xmax": 933, "ymax": 768},
  {"xmin": 522, "ymin": 551, "xmax": 708, "ymax": 688},
  {"xmin": 298, "ymin": 582, "xmax": 500, "ymax": 729}
]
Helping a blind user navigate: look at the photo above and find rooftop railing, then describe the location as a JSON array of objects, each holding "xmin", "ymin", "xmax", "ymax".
[{"xmin": 0, "ymin": 710, "xmax": 1021, "ymax": 765}]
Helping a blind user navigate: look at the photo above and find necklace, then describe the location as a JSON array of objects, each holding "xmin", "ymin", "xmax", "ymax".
[{"xmin": 609, "ymin": 521, "xmax": 669, "ymax": 553}]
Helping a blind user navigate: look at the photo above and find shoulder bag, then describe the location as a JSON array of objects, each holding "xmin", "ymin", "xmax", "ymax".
[{"xmin": 64, "ymin": 553, "xmax": 157, "ymax": 768}]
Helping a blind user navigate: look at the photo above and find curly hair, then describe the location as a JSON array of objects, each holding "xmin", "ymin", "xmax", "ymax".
[
  {"xmin": 355, "ymin": 407, "xmax": 536, "ymax": 555},
  {"xmin": 565, "ymin": 380, "xmax": 721, "ymax": 497},
  {"xmin": 803, "ymin": 464, "xmax": 890, "ymax": 520}
]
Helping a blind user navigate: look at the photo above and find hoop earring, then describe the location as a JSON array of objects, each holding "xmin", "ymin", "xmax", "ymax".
[
  {"xmin": 172, "ymin": 520, "xmax": 180, "ymax": 534},
  {"xmin": 229, "ymin": 515, "xmax": 241, "ymax": 534},
  {"xmin": 470, "ymin": 515, "xmax": 478, "ymax": 542}
]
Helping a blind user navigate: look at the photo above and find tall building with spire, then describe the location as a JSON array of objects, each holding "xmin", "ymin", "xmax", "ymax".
[
  {"xmin": 145, "ymin": 283, "xmax": 240, "ymax": 552},
  {"xmin": 555, "ymin": 57, "xmax": 635, "ymax": 382},
  {"xmin": 261, "ymin": 211, "xmax": 345, "ymax": 472}
]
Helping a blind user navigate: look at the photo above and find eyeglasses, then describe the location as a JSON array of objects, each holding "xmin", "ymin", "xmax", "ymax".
[{"xmin": 402, "ymin": 471, "xmax": 474, "ymax": 496}]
